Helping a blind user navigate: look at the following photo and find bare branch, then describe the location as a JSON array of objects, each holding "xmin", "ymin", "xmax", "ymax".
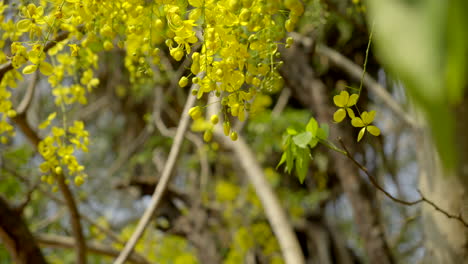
[
  {"xmin": 35, "ymin": 234, "xmax": 149, "ymax": 264},
  {"xmin": 114, "ymin": 85, "xmax": 197, "ymax": 264},
  {"xmin": 338, "ymin": 138, "xmax": 468, "ymax": 228}
]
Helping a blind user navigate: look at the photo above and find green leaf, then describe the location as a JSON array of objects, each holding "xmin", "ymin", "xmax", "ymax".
[
  {"xmin": 333, "ymin": 109, "xmax": 346, "ymax": 123},
  {"xmin": 293, "ymin": 131, "xmax": 312, "ymax": 148},
  {"xmin": 357, "ymin": 127, "xmax": 366, "ymax": 142},
  {"xmin": 317, "ymin": 124, "xmax": 329, "ymax": 140},
  {"xmin": 308, "ymin": 138, "xmax": 319, "ymax": 148},
  {"xmin": 295, "ymin": 147, "xmax": 310, "ymax": 184},
  {"xmin": 367, "ymin": 125, "xmax": 381, "ymax": 136},
  {"xmin": 287, "ymin": 127, "xmax": 298, "ymax": 135},
  {"xmin": 286, "ymin": 143, "xmax": 294, "ymax": 174},
  {"xmin": 305, "ymin": 118, "xmax": 318, "ymax": 136},
  {"xmin": 276, "ymin": 152, "xmax": 287, "ymax": 169}
]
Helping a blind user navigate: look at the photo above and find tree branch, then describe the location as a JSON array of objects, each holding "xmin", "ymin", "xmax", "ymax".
[
  {"xmin": 35, "ymin": 234, "xmax": 149, "ymax": 264},
  {"xmin": 213, "ymin": 131, "xmax": 306, "ymax": 264},
  {"xmin": 6, "ymin": 120, "xmax": 87, "ymax": 263},
  {"xmin": 338, "ymin": 138, "xmax": 468, "ymax": 228},
  {"xmin": 113, "ymin": 85, "xmax": 197, "ymax": 264},
  {"xmin": 0, "ymin": 196, "xmax": 47, "ymax": 264},
  {"xmin": 56, "ymin": 173, "xmax": 87, "ymax": 264},
  {"xmin": 2, "ymin": 151, "xmax": 148, "ymax": 261},
  {"xmin": 16, "ymin": 72, "xmax": 38, "ymax": 115}
]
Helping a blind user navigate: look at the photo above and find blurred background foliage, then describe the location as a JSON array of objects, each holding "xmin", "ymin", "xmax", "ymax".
[{"xmin": 0, "ymin": 0, "xmax": 450, "ymax": 263}]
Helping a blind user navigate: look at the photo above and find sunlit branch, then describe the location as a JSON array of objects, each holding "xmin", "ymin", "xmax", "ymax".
[{"xmin": 114, "ymin": 85, "xmax": 197, "ymax": 264}]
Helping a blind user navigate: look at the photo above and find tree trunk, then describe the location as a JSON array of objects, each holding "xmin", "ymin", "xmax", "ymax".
[
  {"xmin": 0, "ymin": 196, "xmax": 47, "ymax": 264},
  {"xmin": 417, "ymin": 99, "xmax": 468, "ymax": 263}
]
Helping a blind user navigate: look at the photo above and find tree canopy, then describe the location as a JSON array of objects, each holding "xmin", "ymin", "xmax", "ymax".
[{"xmin": 1, "ymin": 0, "xmax": 467, "ymax": 264}]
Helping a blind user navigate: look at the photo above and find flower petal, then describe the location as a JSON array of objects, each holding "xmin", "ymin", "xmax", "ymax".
[
  {"xmin": 348, "ymin": 94, "xmax": 359, "ymax": 106},
  {"xmin": 357, "ymin": 127, "xmax": 366, "ymax": 142},
  {"xmin": 333, "ymin": 91, "xmax": 349, "ymax": 107},
  {"xmin": 333, "ymin": 108, "xmax": 346, "ymax": 123},
  {"xmin": 367, "ymin": 125, "xmax": 381, "ymax": 136},
  {"xmin": 351, "ymin": 117, "xmax": 365, "ymax": 127},
  {"xmin": 346, "ymin": 108, "xmax": 356, "ymax": 119}
]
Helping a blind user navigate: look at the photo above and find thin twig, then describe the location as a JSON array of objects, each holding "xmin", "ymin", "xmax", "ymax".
[
  {"xmin": 35, "ymin": 234, "xmax": 149, "ymax": 264},
  {"xmin": 15, "ymin": 179, "xmax": 40, "ymax": 214},
  {"xmin": 338, "ymin": 138, "xmax": 468, "ymax": 228},
  {"xmin": 114, "ymin": 85, "xmax": 197, "ymax": 264}
]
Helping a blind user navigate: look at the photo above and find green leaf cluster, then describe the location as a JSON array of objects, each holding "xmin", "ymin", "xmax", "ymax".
[{"xmin": 277, "ymin": 117, "xmax": 328, "ymax": 183}]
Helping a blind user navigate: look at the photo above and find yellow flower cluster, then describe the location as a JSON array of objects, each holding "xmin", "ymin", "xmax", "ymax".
[
  {"xmin": 38, "ymin": 112, "xmax": 89, "ymax": 188},
  {"xmin": 175, "ymin": 0, "xmax": 303, "ymax": 140},
  {"xmin": 0, "ymin": 0, "xmax": 304, "ymax": 183}
]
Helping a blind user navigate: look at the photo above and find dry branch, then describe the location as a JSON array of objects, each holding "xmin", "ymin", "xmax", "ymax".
[{"xmin": 114, "ymin": 85, "xmax": 197, "ymax": 264}]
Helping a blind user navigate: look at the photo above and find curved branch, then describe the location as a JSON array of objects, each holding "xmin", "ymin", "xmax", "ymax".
[{"xmin": 114, "ymin": 85, "xmax": 197, "ymax": 264}]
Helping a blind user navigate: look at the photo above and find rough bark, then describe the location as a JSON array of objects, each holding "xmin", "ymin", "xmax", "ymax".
[
  {"xmin": 281, "ymin": 44, "xmax": 394, "ymax": 264},
  {"xmin": 0, "ymin": 196, "xmax": 47, "ymax": 264}
]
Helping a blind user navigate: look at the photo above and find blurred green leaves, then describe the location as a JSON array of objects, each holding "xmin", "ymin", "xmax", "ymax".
[{"xmin": 368, "ymin": 0, "xmax": 468, "ymax": 168}]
